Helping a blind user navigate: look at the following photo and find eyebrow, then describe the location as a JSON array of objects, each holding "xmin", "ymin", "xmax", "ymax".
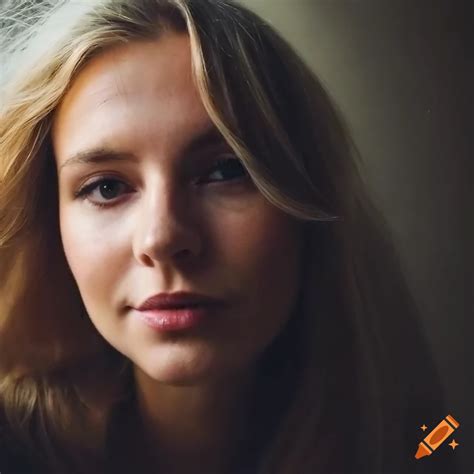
[{"xmin": 58, "ymin": 127, "xmax": 228, "ymax": 174}]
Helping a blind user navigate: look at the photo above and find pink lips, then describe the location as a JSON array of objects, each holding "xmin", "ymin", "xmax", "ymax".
[
  {"xmin": 133, "ymin": 291, "xmax": 223, "ymax": 331},
  {"xmin": 135, "ymin": 291, "xmax": 222, "ymax": 311},
  {"xmin": 134, "ymin": 306, "xmax": 214, "ymax": 331}
]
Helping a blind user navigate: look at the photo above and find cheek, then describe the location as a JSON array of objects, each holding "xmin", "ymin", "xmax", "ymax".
[
  {"xmin": 59, "ymin": 209, "xmax": 122, "ymax": 309},
  {"xmin": 215, "ymin": 201, "xmax": 303, "ymax": 333},
  {"xmin": 216, "ymin": 202, "xmax": 302, "ymax": 288},
  {"xmin": 249, "ymin": 221, "xmax": 302, "ymax": 314}
]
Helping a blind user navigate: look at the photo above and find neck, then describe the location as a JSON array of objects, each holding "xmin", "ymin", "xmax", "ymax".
[{"xmin": 129, "ymin": 366, "xmax": 257, "ymax": 473}]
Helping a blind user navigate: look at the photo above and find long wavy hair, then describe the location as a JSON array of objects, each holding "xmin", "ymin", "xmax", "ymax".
[{"xmin": 0, "ymin": 1, "xmax": 452, "ymax": 473}]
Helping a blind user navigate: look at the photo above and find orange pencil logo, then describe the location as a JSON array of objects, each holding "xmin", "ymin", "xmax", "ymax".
[{"xmin": 415, "ymin": 414, "xmax": 460, "ymax": 459}]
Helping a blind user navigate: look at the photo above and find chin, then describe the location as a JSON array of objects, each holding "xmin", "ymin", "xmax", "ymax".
[{"xmin": 133, "ymin": 345, "xmax": 229, "ymax": 385}]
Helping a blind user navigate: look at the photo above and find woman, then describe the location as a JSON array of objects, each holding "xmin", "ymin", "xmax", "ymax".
[{"xmin": 0, "ymin": 1, "xmax": 458, "ymax": 473}]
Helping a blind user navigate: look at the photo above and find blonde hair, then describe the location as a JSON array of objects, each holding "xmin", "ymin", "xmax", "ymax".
[{"xmin": 0, "ymin": 1, "xmax": 450, "ymax": 473}]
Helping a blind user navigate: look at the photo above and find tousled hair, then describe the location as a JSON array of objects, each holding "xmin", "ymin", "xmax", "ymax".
[{"xmin": 0, "ymin": 1, "xmax": 450, "ymax": 473}]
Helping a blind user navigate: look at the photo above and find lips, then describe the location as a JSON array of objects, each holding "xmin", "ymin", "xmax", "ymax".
[
  {"xmin": 134, "ymin": 306, "xmax": 215, "ymax": 331},
  {"xmin": 135, "ymin": 291, "xmax": 222, "ymax": 312}
]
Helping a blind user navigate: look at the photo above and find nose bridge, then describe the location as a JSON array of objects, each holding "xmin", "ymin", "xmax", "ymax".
[{"xmin": 132, "ymin": 177, "xmax": 198, "ymax": 264}]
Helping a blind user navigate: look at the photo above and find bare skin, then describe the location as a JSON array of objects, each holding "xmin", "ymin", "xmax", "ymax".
[
  {"xmin": 52, "ymin": 32, "xmax": 304, "ymax": 471},
  {"xmin": 124, "ymin": 367, "xmax": 256, "ymax": 473}
]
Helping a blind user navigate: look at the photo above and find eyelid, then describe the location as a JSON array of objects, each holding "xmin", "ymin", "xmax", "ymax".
[
  {"xmin": 73, "ymin": 154, "xmax": 238, "ymax": 191},
  {"xmin": 73, "ymin": 154, "xmax": 248, "ymax": 209},
  {"xmin": 74, "ymin": 174, "xmax": 130, "ymax": 198}
]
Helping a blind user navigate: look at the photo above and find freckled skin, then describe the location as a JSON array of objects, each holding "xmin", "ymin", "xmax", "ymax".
[{"xmin": 52, "ymin": 33, "xmax": 304, "ymax": 386}]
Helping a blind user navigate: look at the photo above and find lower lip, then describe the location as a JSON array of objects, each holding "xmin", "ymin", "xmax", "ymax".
[{"xmin": 134, "ymin": 306, "xmax": 216, "ymax": 331}]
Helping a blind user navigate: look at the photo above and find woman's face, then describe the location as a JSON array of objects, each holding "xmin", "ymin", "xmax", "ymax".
[{"xmin": 52, "ymin": 33, "xmax": 304, "ymax": 384}]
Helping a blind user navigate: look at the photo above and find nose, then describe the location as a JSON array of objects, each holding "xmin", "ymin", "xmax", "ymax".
[{"xmin": 132, "ymin": 182, "xmax": 201, "ymax": 266}]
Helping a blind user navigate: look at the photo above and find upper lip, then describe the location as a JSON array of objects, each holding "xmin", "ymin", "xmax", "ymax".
[{"xmin": 135, "ymin": 291, "xmax": 223, "ymax": 311}]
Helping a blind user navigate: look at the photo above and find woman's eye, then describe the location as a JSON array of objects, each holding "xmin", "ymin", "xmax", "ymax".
[
  {"xmin": 201, "ymin": 156, "xmax": 248, "ymax": 184},
  {"xmin": 75, "ymin": 178, "xmax": 131, "ymax": 209},
  {"xmin": 73, "ymin": 157, "xmax": 248, "ymax": 210}
]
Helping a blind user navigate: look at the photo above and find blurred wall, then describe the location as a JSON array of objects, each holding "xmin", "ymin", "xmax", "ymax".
[{"xmin": 239, "ymin": 0, "xmax": 471, "ymax": 469}]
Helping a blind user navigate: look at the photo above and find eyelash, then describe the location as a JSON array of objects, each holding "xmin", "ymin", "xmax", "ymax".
[{"xmin": 74, "ymin": 157, "xmax": 248, "ymax": 209}]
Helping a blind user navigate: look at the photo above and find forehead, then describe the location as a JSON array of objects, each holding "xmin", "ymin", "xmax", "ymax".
[{"xmin": 52, "ymin": 33, "xmax": 212, "ymax": 163}]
